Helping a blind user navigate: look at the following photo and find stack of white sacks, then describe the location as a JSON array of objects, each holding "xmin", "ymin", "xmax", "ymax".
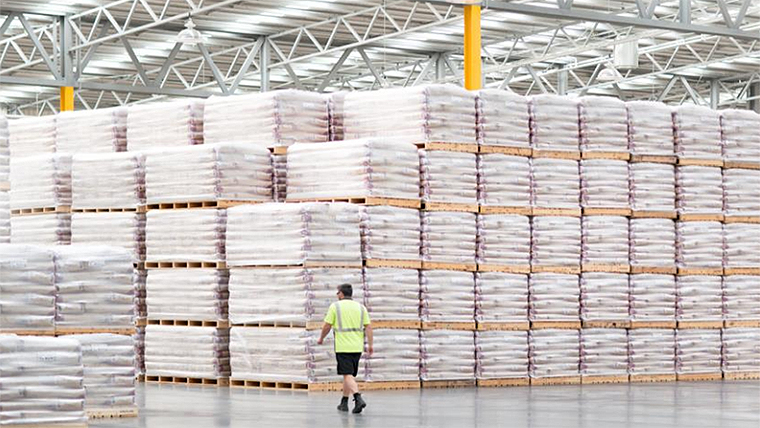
[
  {"xmin": 724, "ymin": 223, "xmax": 760, "ymax": 270},
  {"xmin": 580, "ymin": 160, "xmax": 630, "ymax": 210},
  {"xmin": 581, "ymin": 216, "xmax": 629, "ymax": 267},
  {"xmin": 676, "ymin": 166, "xmax": 723, "ymax": 216},
  {"xmin": 0, "ymin": 244, "xmax": 56, "ymax": 332},
  {"xmin": 7, "ymin": 115, "xmax": 56, "ymax": 157},
  {"xmin": 56, "ymin": 107, "xmax": 127, "ymax": 153},
  {"xmin": 579, "ymin": 96, "xmax": 629, "ymax": 154},
  {"xmin": 328, "ymin": 92, "xmax": 346, "ymax": 141},
  {"xmin": 723, "ymin": 168, "xmax": 760, "ymax": 217},
  {"xmin": 629, "ymin": 329, "xmax": 676, "ymax": 376},
  {"xmin": 722, "ymin": 328, "xmax": 760, "ymax": 375},
  {"xmin": 673, "ymin": 105, "xmax": 722, "ymax": 160},
  {"xmin": 676, "ymin": 276, "xmax": 723, "ymax": 322},
  {"xmin": 630, "ymin": 219, "xmax": 676, "ymax": 270},
  {"xmin": 68, "ymin": 334, "xmax": 136, "ymax": 411},
  {"xmin": 477, "ymin": 154, "xmax": 532, "ymax": 208},
  {"xmin": 630, "ymin": 274, "xmax": 676, "ymax": 323},
  {"xmin": 676, "ymin": 329, "xmax": 722, "ymax": 375},
  {"xmin": 476, "ymin": 90, "xmax": 530, "ymax": 148},
  {"xmin": 364, "ymin": 268, "xmax": 420, "ymax": 321},
  {"xmin": 343, "ymin": 85, "xmax": 476, "ymax": 143},
  {"xmin": 630, "ymin": 163, "xmax": 676, "ymax": 212},
  {"xmin": 72, "ymin": 212, "xmax": 145, "ymax": 262},
  {"xmin": 580, "ymin": 329, "xmax": 629, "ymax": 377},
  {"xmin": 626, "ymin": 101, "xmax": 674, "ymax": 156},
  {"xmin": 420, "ymin": 270, "xmax": 475, "ymax": 322},
  {"xmin": 364, "ymin": 329, "xmax": 420, "ymax": 382},
  {"xmin": 723, "ymin": 275, "xmax": 760, "ymax": 322},
  {"xmin": 421, "ymin": 211, "xmax": 477, "ymax": 265},
  {"xmin": 146, "ymin": 209, "xmax": 226, "ymax": 264},
  {"xmin": 420, "ymin": 330, "xmax": 475, "ymax": 381},
  {"xmin": 580, "ymin": 273, "xmax": 630, "ymax": 323},
  {"xmin": 529, "ymin": 273, "xmax": 580, "ymax": 322},
  {"xmin": 475, "ymin": 330, "xmax": 529, "ymax": 380},
  {"xmin": 475, "ymin": 273, "xmax": 529, "ymax": 323},
  {"xmin": 361, "ymin": 206, "xmax": 420, "ymax": 262},
  {"xmin": 722, "ymin": 109, "xmax": 760, "ymax": 163},
  {"xmin": 204, "ymin": 90, "xmax": 329, "ymax": 147},
  {"xmin": 530, "ymin": 329, "xmax": 580, "ymax": 379},
  {"xmin": 676, "ymin": 221, "xmax": 724, "ymax": 270},
  {"xmin": 11, "ymin": 212, "xmax": 71, "ymax": 245},
  {"xmin": 145, "ymin": 325, "xmax": 230, "ymax": 379},
  {"xmin": 127, "ymin": 99, "xmax": 204, "ymax": 151},
  {"xmin": 72, "ymin": 152, "xmax": 145, "ymax": 209},
  {"xmin": 0, "ymin": 115, "xmax": 8, "ymax": 183},
  {"xmin": 0, "ymin": 335, "xmax": 87, "ymax": 426},
  {"xmin": 532, "ymin": 159, "xmax": 580, "ymax": 209},
  {"xmin": 0, "ymin": 190, "xmax": 8, "ymax": 243},
  {"xmin": 530, "ymin": 95, "xmax": 580, "ymax": 152},
  {"xmin": 147, "ymin": 269, "xmax": 229, "ymax": 321},
  {"xmin": 531, "ymin": 216, "xmax": 581, "ymax": 268},
  {"xmin": 420, "ymin": 150, "xmax": 478, "ymax": 205},
  {"xmin": 476, "ymin": 214, "xmax": 531, "ymax": 267}
]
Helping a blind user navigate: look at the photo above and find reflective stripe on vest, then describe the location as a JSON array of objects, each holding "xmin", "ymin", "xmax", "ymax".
[{"xmin": 334, "ymin": 300, "xmax": 365, "ymax": 333}]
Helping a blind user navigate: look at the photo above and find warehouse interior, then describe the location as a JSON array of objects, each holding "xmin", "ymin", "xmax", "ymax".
[{"xmin": 0, "ymin": 1, "xmax": 759, "ymax": 427}]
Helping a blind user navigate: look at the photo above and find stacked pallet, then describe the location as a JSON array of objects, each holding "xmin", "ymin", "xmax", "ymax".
[
  {"xmin": 529, "ymin": 329, "xmax": 581, "ymax": 385},
  {"xmin": 71, "ymin": 212, "xmax": 145, "ymax": 262},
  {"xmin": 475, "ymin": 330, "xmax": 530, "ymax": 386},
  {"xmin": 580, "ymin": 329, "xmax": 629, "ymax": 383},
  {"xmin": 530, "ymin": 94, "xmax": 581, "ymax": 157},
  {"xmin": 7, "ymin": 115, "xmax": 56, "ymax": 158},
  {"xmin": 629, "ymin": 329, "xmax": 676, "ymax": 382},
  {"xmin": 579, "ymin": 96, "xmax": 629, "ymax": 158},
  {"xmin": 145, "ymin": 325, "xmax": 230, "ymax": 385},
  {"xmin": 55, "ymin": 107, "xmax": 127, "ymax": 154},
  {"xmin": 71, "ymin": 152, "xmax": 145, "ymax": 211},
  {"xmin": 127, "ymin": 98, "xmax": 204, "ymax": 151},
  {"xmin": 476, "ymin": 89, "xmax": 531, "ymax": 154},
  {"xmin": 0, "ymin": 244, "xmax": 56, "ymax": 334}
]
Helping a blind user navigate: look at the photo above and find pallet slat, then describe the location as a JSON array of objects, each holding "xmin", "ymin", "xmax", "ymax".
[
  {"xmin": 417, "ymin": 142, "xmax": 479, "ymax": 153},
  {"xmin": 531, "ymin": 321, "xmax": 581, "ymax": 329},
  {"xmin": 230, "ymin": 379, "xmax": 420, "ymax": 391},
  {"xmin": 421, "ymin": 379, "xmax": 476, "ymax": 388},
  {"xmin": 582, "ymin": 207, "xmax": 632, "ymax": 216},
  {"xmin": 145, "ymin": 375, "xmax": 229, "ymax": 386},
  {"xmin": 581, "ymin": 375, "xmax": 629, "ymax": 385},
  {"xmin": 147, "ymin": 319, "xmax": 230, "ymax": 328},
  {"xmin": 677, "ymin": 320, "xmax": 722, "ymax": 329},
  {"xmin": 478, "ymin": 146, "xmax": 532, "ymax": 156},
  {"xmin": 630, "ymin": 321, "xmax": 677, "ymax": 329},
  {"xmin": 532, "ymin": 149, "xmax": 581, "ymax": 160},
  {"xmin": 287, "ymin": 196, "xmax": 421, "ymax": 209},
  {"xmin": 724, "ymin": 371, "xmax": 760, "ymax": 380},
  {"xmin": 581, "ymin": 151, "xmax": 631, "ymax": 161},
  {"xmin": 421, "ymin": 321, "xmax": 476, "ymax": 331},
  {"xmin": 630, "ymin": 374, "xmax": 677, "ymax": 383},
  {"xmin": 476, "ymin": 378, "xmax": 530, "ymax": 387},
  {"xmin": 56, "ymin": 327, "xmax": 135, "ymax": 336},
  {"xmin": 630, "ymin": 266, "xmax": 677, "ymax": 275},
  {"xmin": 11, "ymin": 205, "xmax": 71, "ymax": 216},
  {"xmin": 145, "ymin": 261, "xmax": 228, "ymax": 269},
  {"xmin": 477, "ymin": 264, "xmax": 531, "ymax": 274},
  {"xmin": 678, "ymin": 267, "xmax": 724, "ymax": 276},
  {"xmin": 86, "ymin": 406, "xmax": 139, "ymax": 419},
  {"xmin": 476, "ymin": 322, "xmax": 530, "ymax": 331},
  {"xmin": 364, "ymin": 258, "xmax": 422, "ymax": 269},
  {"xmin": 531, "ymin": 265, "xmax": 581, "ymax": 274},
  {"xmin": 676, "ymin": 372, "xmax": 723, "ymax": 382},
  {"xmin": 532, "ymin": 207, "xmax": 582, "ymax": 217},
  {"xmin": 677, "ymin": 158, "xmax": 724, "ymax": 167},
  {"xmin": 630, "ymin": 154, "xmax": 677, "ymax": 164},
  {"xmin": 631, "ymin": 210, "xmax": 678, "ymax": 219},
  {"xmin": 421, "ymin": 261, "xmax": 477, "ymax": 272},
  {"xmin": 581, "ymin": 264, "xmax": 630, "ymax": 273},
  {"xmin": 72, "ymin": 206, "xmax": 146, "ymax": 213},
  {"xmin": 423, "ymin": 201, "xmax": 479, "ymax": 213},
  {"xmin": 582, "ymin": 320, "xmax": 632, "ymax": 329},
  {"xmin": 531, "ymin": 376, "xmax": 581, "ymax": 386},
  {"xmin": 478, "ymin": 205, "xmax": 532, "ymax": 215}
]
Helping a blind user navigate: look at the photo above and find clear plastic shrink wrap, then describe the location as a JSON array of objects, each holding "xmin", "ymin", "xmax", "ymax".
[
  {"xmin": 477, "ymin": 154, "xmax": 532, "ymax": 208},
  {"xmin": 328, "ymin": 92, "xmax": 346, "ymax": 141},
  {"xmin": 630, "ymin": 274, "xmax": 676, "ymax": 322},
  {"xmin": 226, "ymin": 203, "xmax": 360, "ymax": 267},
  {"xmin": 420, "ymin": 150, "xmax": 478, "ymax": 205},
  {"xmin": 147, "ymin": 269, "xmax": 228, "ymax": 321},
  {"xmin": 628, "ymin": 329, "xmax": 676, "ymax": 375},
  {"xmin": 531, "ymin": 216, "xmax": 581, "ymax": 268},
  {"xmin": 0, "ymin": 115, "xmax": 8, "ymax": 183},
  {"xmin": 67, "ymin": 334, "xmax": 136, "ymax": 409},
  {"xmin": 228, "ymin": 268, "xmax": 362, "ymax": 324},
  {"xmin": 364, "ymin": 329, "xmax": 420, "ymax": 382},
  {"xmin": 529, "ymin": 273, "xmax": 580, "ymax": 322},
  {"xmin": 676, "ymin": 166, "xmax": 723, "ymax": 215},
  {"xmin": 676, "ymin": 221, "xmax": 724, "ymax": 270},
  {"xmin": 673, "ymin": 105, "xmax": 722, "ymax": 160},
  {"xmin": 127, "ymin": 99, "xmax": 204, "ymax": 151},
  {"xmin": 361, "ymin": 206, "xmax": 420, "ymax": 262},
  {"xmin": 72, "ymin": 152, "xmax": 145, "ymax": 209},
  {"xmin": 476, "ymin": 90, "xmax": 530, "ymax": 148},
  {"xmin": 723, "ymin": 276, "xmax": 760, "ymax": 321},
  {"xmin": 529, "ymin": 329, "xmax": 580, "ymax": 378},
  {"xmin": 581, "ymin": 216, "xmax": 629, "ymax": 266},
  {"xmin": 630, "ymin": 219, "xmax": 676, "ymax": 269},
  {"xmin": 630, "ymin": 163, "xmax": 676, "ymax": 211},
  {"xmin": 10, "ymin": 154, "xmax": 71, "ymax": 210},
  {"xmin": 724, "ymin": 223, "xmax": 760, "ymax": 269},
  {"xmin": 532, "ymin": 158, "xmax": 580, "ymax": 209},
  {"xmin": 477, "ymin": 214, "xmax": 531, "ymax": 266},
  {"xmin": 145, "ymin": 325, "xmax": 230, "ymax": 379},
  {"xmin": 54, "ymin": 245, "xmax": 135, "ymax": 329},
  {"xmin": 580, "ymin": 329, "xmax": 629, "ymax": 376},
  {"xmin": 420, "ymin": 330, "xmax": 475, "ymax": 381},
  {"xmin": 475, "ymin": 272, "xmax": 529, "ymax": 323},
  {"xmin": 230, "ymin": 327, "xmax": 347, "ymax": 383},
  {"xmin": 343, "ymin": 84, "xmax": 477, "ymax": 143},
  {"xmin": 723, "ymin": 168, "xmax": 760, "ymax": 216},
  {"xmin": 676, "ymin": 276, "xmax": 723, "ymax": 321},
  {"xmin": 71, "ymin": 212, "xmax": 145, "ymax": 262},
  {"xmin": 0, "ymin": 191, "xmax": 8, "ymax": 243},
  {"xmin": 10, "ymin": 213, "xmax": 71, "ymax": 245},
  {"xmin": 0, "ymin": 244, "xmax": 56, "ymax": 331},
  {"xmin": 721, "ymin": 109, "xmax": 760, "ymax": 162},
  {"xmin": 530, "ymin": 95, "xmax": 580, "ymax": 152},
  {"xmin": 56, "ymin": 106, "xmax": 127, "ymax": 153},
  {"xmin": 0, "ymin": 336, "xmax": 87, "ymax": 426},
  {"xmin": 421, "ymin": 212, "xmax": 477, "ymax": 265},
  {"xmin": 580, "ymin": 160, "xmax": 630, "ymax": 209},
  {"xmin": 7, "ymin": 115, "xmax": 56, "ymax": 158},
  {"xmin": 286, "ymin": 139, "xmax": 419, "ymax": 200},
  {"xmin": 626, "ymin": 101, "xmax": 674, "ymax": 155},
  {"xmin": 364, "ymin": 268, "xmax": 419, "ymax": 321},
  {"xmin": 676, "ymin": 329, "xmax": 722, "ymax": 374},
  {"xmin": 204, "ymin": 90, "xmax": 329, "ymax": 147},
  {"xmin": 475, "ymin": 330, "xmax": 529, "ymax": 379},
  {"xmin": 579, "ymin": 96, "xmax": 629, "ymax": 153},
  {"xmin": 145, "ymin": 209, "xmax": 226, "ymax": 263},
  {"xmin": 420, "ymin": 270, "xmax": 475, "ymax": 322},
  {"xmin": 722, "ymin": 328, "xmax": 760, "ymax": 373},
  {"xmin": 580, "ymin": 273, "xmax": 630, "ymax": 322},
  {"xmin": 145, "ymin": 143, "xmax": 272, "ymax": 204}
]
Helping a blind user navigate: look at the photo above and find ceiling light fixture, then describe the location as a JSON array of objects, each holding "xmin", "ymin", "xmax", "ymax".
[{"xmin": 175, "ymin": 18, "xmax": 206, "ymax": 45}]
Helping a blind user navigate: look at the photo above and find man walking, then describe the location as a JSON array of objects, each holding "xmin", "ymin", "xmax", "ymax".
[{"xmin": 317, "ymin": 283, "xmax": 373, "ymax": 414}]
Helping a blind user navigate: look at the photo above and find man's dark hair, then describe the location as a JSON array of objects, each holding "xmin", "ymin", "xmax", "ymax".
[{"xmin": 338, "ymin": 283, "xmax": 353, "ymax": 297}]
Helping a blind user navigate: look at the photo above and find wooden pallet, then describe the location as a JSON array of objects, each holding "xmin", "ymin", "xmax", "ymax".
[
  {"xmin": 422, "ymin": 261, "xmax": 477, "ymax": 272},
  {"xmin": 422, "ymin": 379, "xmax": 476, "ymax": 389},
  {"xmin": 582, "ymin": 263, "xmax": 630, "ymax": 274},
  {"xmin": 724, "ymin": 160, "xmax": 760, "ymax": 170},
  {"xmin": 678, "ymin": 213, "xmax": 724, "ymax": 222},
  {"xmin": 364, "ymin": 258, "xmax": 422, "ymax": 269},
  {"xmin": 422, "ymin": 201, "xmax": 479, "ymax": 213},
  {"xmin": 0, "ymin": 329, "xmax": 55, "ymax": 336},
  {"xmin": 11, "ymin": 205, "xmax": 71, "ymax": 216},
  {"xmin": 531, "ymin": 376, "xmax": 581, "ymax": 386},
  {"xmin": 268, "ymin": 146, "xmax": 288, "ymax": 155},
  {"xmin": 147, "ymin": 319, "xmax": 230, "ymax": 328},
  {"xmin": 724, "ymin": 267, "xmax": 760, "ymax": 276},
  {"xmin": 230, "ymin": 379, "xmax": 420, "ymax": 391},
  {"xmin": 677, "ymin": 158, "xmax": 724, "ymax": 167},
  {"xmin": 532, "ymin": 207, "xmax": 582, "ymax": 217},
  {"xmin": 723, "ymin": 216, "xmax": 760, "ymax": 224},
  {"xmin": 630, "ymin": 373, "xmax": 676, "ymax": 383},
  {"xmin": 145, "ymin": 200, "xmax": 260, "ymax": 210},
  {"xmin": 582, "ymin": 320, "xmax": 632, "ymax": 329},
  {"xmin": 630, "ymin": 320, "xmax": 677, "ymax": 329},
  {"xmin": 582, "ymin": 207, "xmax": 632, "ymax": 216},
  {"xmin": 630, "ymin": 266, "xmax": 677, "ymax": 275},
  {"xmin": 531, "ymin": 265, "xmax": 581, "ymax": 274},
  {"xmin": 531, "ymin": 321, "xmax": 581, "ymax": 329},
  {"xmin": 477, "ymin": 377, "xmax": 530, "ymax": 387},
  {"xmin": 56, "ymin": 327, "xmax": 135, "ymax": 336},
  {"xmin": 532, "ymin": 149, "xmax": 581, "ymax": 160},
  {"xmin": 422, "ymin": 321, "xmax": 476, "ymax": 331},
  {"xmin": 72, "ymin": 206, "xmax": 147, "ymax": 213},
  {"xmin": 478, "ymin": 145, "xmax": 532, "ymax": 156},
  {"xmin": 372, "ymin": 320, "xmax": 421, "ymax": 329},
  {"xmin": 724, "ymin": 371, "xmax": 760, "ymax": 381},
  {"xmin": 478, "ymin": 205, "xmax": 533, "ymax": 216},
  {"xmin": 677, "ymin": 372, "xmax": 723, "ymax": 382},
  {"xmin": 233, "ymin": 321, "xmax": 309, "ymax": 329},
  {"xmin": 724, "ymin": 320, "xmax": 760, "ymax": 328},
  {"xmin": 145, "ymin": 375, "xmax": 229, "ymax": 386},
  {"xmin": 631, "ymin": 210, "xmax": 677, "ymax": 219},
  {"xmin": 581, "ymin": 374, "xmax": 630, "ymax": 385},
  {"xmin": 477, "ymin": 264, "xmax": 531, "ymax": 274},
  {"xmin": 145, "ymin": 261, "xmax": 227, "ymax": 269},
  {"xmin": 677, "ymin": 320, "xmax": 723, "ymax": 329},
  {"xmin": 476, "ymin": 322, "xmax": 530, "ymax": 331},
  {"xmin": 86, "ymin": 406, "xmax": 139, "ymax": 419},
  {"xmin": 581, "ymin": 151, "xmax": 631, "ymax": 161},
  {"xmin": 416, "ymin": 141, "xmax": 479, "ymax": 153},
  {"xmin": 136, "ymin": 318, "xmax": 148, "ymax": 327},
  {"xmin": 287, "ymin": 196, "xmax": 421, "ymax": 209},
  {"xmin": 678, "ymin": 267, "xmax": 724, "ymax": 276},
  {"xmin": 630, "ymin": 154, "xmax": 677, "ymax": 164}
]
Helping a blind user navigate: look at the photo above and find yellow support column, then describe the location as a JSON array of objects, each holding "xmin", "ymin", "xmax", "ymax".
[
  {"xmin": 463, "ymin": 4, "xmax": 482, "ymax": 90},
  {"xmin": 60, "ymin": 86, "xmax": 74, "ymax": 111}
]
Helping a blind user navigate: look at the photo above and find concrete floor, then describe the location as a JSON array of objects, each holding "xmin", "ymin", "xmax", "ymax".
[{"xmin": 91, "ymin": 381, "xmax": 760, "ymax": 428}]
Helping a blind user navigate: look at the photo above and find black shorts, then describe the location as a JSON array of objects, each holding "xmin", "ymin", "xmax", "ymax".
[{"xmin": 336, "ymin": 352, "xmax": 362, "ymax": 377}]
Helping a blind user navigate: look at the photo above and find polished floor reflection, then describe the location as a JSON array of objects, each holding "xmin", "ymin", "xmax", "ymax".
[{"xmin": 91, "ymin": 381, "xmax": 760, "ymax": 428}]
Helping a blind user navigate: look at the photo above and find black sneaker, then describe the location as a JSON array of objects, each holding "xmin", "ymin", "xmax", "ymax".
[
  {"xmin": 352, "ymin": 394, "xmax": 367, "ymax": 414},
  {"xmin": 337, "ymin": 397, "xmax": 349, "ymax": 412}
]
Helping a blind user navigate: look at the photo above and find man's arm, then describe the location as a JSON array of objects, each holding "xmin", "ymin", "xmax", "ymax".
[
  {"xmin": 317, "ymin": 322, "xmax": 332, "ymax": 345},
  {"xmin": 365, "ymin": 324, "xmax": 373, "ymax": 355}
]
